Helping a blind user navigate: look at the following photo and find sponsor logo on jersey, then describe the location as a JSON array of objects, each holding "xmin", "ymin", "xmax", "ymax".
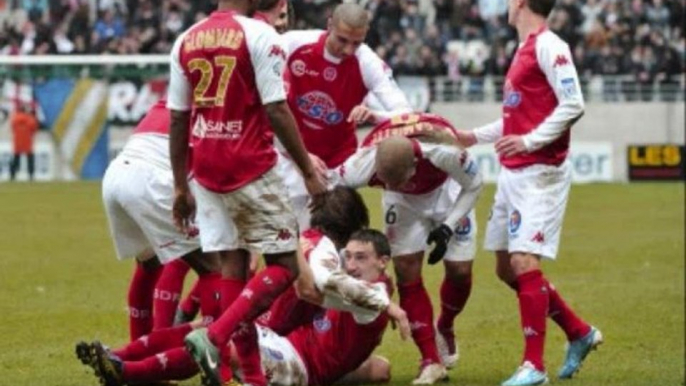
[
  {"xmin": 296, "ymin": 91, "xmax": 344, "ymax": 125},
  {"xmin": 313, "ymin": 315, "xmax": 332, "ymax": 332},
  {"xmin": 553, "ymin": 55, "xmax": 570, "ymax": 68},
  {"xmin": 531, "ymin": 231, "xmax": 545, "ymax": 243},
  {"xmin": 269, "ymin": 45, "xmax": 286, "ymax": 60},
  {"xmin": 503, "ymin": 80, "xmax": 522, "ymax": 107},
  {"xmin": 509, "ymin": 210, "xmax": 521, "ymax": 235},
  {"xmin": 192, "ymin": 115, "xmax": 243, "ymax": 140},
  {"xmin": 277, "ymin": 228, "xmax": 293, "ymax": 241},
  {"xmin": 290, "ymin": 59, "xmax": 306, "ymax": 77},
  {"xmin": 560, "ymin": 77, "xmax": 578, "ymax": 98},
  {"xmin": 323, "ymin": 67, "xmax": 337, "ymax": 81}
]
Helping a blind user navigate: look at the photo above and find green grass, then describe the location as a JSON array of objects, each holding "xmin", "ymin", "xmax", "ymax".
[{"xmin": 0, "ymin": 182, "xmax": 683, "ymax": 386}]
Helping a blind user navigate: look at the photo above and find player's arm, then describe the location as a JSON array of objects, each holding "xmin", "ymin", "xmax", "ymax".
[
  {"xmin": 167, "ymin": 32, "xmax": 195, "ymax": 234},
  {"xmin": 522, "ymin": 36, "xmax": 585, "ymax": 152},
  {"xmin": 331, "ymin": 147, "xmax": 376, "ymax": 188},
  {"xmin": 353, "ymin": 45, "xmax": 412, "ymax": 124},
  {"xmin": 249, "ymin": 25, "xmax": 326, "ymax": 195},
  {"xmin": 422, "ymin": 142, "xmax": 483, "ymax": 264}
]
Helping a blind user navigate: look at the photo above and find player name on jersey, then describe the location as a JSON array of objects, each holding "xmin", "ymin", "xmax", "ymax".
[{"xmin": 183, "ymin": 28, "xmax": 244, "ymax": 52}]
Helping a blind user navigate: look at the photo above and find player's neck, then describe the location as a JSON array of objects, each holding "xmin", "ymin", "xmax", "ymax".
[
  {"xmin": 217, "ymin": 0, "xmax": 248, "ymax": 15},
  {"xmin": 515, "ymin": 13, "xmax": 547, "ymax": 42}
]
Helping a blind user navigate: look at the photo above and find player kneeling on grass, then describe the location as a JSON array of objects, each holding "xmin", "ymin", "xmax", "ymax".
[
  {"xmin": 75, "ymin": 187, "xmax": 409, "ymax": 386},
  {"xmin": 334, "ymin": 112, "xmax": 482, "ymax": 384}
]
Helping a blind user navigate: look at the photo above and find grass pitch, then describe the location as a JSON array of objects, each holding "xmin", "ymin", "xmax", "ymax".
[{"xmin": 0, "ymin": 182, "xmax": 683, "ymax": 386}]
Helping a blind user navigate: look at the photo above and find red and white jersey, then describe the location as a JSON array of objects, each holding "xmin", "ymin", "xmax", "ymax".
[
  {"xmin": 167, "ymin": 11, "xmax": 288, "ymax": 193},
  {"xmin": 498, "ymin": 27, "xmax": 584, "ymax": 169},
  {"xmin": 287, "ymin": 278, "xmax": 391, "ymax": 386},
  {"xmin": 119, "ymin": 99, "xmax": 172, "ymax": 170},
  {"xmin": 337, "ymin": 113, "xmax": 480, "ymax": 195},
  {"xmin": 282, "ymin": 30, "xmax": 411, "ymax": 168}
]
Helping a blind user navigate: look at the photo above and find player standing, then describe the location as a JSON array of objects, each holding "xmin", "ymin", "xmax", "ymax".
[
  {"xmin": 276, "ymin": 2, "xmax": 412, "ymax": 228},
  {"xmin": 166, "ymin": 0, "xmax": 326, "ymax": 384},
  {"xmin": 457, "ymin": 1, "xmax": 602, "ymax": 385},
  {"xmin": 336, "ymin": 113, "xmax": 483, "ymax": 384}
]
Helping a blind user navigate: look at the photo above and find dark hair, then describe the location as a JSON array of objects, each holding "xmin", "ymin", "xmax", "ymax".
[
  {"xmin": 310, "ymin": 187, "xmax": 370, "ymax": 247},
  {"xmin": 348, "ymin": 229, "xmax": 391, "ymax": 258},
  {"xmin": 256, "ymin": 0, "xmax": 281, "ymax": 12},
  {"xmin": 528, "ymin": 0, "xmax": 556, "ymax": 17}
]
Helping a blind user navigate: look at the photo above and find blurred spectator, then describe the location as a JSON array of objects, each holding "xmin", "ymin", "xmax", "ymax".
[{"xmin": 10, "ymin": 103, "xmax": 39, "ymax": 181}]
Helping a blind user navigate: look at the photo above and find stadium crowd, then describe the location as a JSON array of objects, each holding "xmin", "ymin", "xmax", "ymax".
[{"xmin": 0, "ymin": 0, "xmax": 683, "ymax": 81}]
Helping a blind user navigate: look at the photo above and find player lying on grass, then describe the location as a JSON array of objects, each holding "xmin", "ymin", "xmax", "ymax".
[
  {"xmin": 333, "ymin": 112, "xmax": 483, "ymax": 384},
  {"xmin": 76, "ymin": 187, "xmax": 409, "ymax": 386}
]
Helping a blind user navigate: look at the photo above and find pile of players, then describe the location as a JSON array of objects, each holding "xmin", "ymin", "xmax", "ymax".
[{"xmin": 76, "ymin": 0, "xmax": 603, "ymax": 385}]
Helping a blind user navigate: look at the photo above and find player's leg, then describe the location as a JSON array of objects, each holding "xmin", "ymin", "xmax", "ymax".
[
  {"xmin": 338, "ymin": 355, "xmax": 391, "ymax": 385},
  {"xmin": 153, "ymin": 259, "xmax": 191, "ymax": 330},
  {"xmin": 175, "ymin": 278, "xmax": 202, "ymax": 325},
  {"xmin": 435, "ymin": 207, "xmax": 477, "ymax": 368},
  {"xmin": 129, "ymin": 251, "xmax": 163, "ymax": 341},
  {"xmin": 27, "ymin": 152, "xmax": 35, "ymax": 180},
  {"xmin": 384, "ymin": 192, "xmax": 446, "ymax": 384},
  {"xmin": 9, "ymin": 152, "xmax": 20, "ymax": 180},
  {"xmin": 187, "ymin": 169, "xmax": 299, "ymax": 386}
]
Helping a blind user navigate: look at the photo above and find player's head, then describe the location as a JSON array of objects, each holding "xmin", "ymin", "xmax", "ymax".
[
  {"xmin": 326, "ymin": 3, "xmax": 369, "ymax": 59},
  {"xmin": 310, "ymin": 186, "xmax": 370, "ymax": 248},
  {"xmin": 255, "ymin": 0, "xmax": 290, "ymax": 33},
  {"xmin": 343, "ymin": 229, "xmax": 391, "ymax": 282},
  {"xmin": 375, "ymin": 136, "xmax": 417, "ymax": 191},
  {"xmin": 508, "ymin": 0, "xmax": 555, "ymax": 26}
]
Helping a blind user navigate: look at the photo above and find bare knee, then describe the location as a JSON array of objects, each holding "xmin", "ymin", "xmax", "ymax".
[
  {"xmin": 393, "ymin": 252, "xmax": 424, "ymax": 284},
  {"xmin": 494, "ymin": 250, "xmax": 514, "ymax": 283},
  {"xmin": 444, "ymin": 261, "xmax": 473, "ymax": 282},
  {"xmin": 369, "ymin": 356, "xmax": 391, "ymax": 383}
]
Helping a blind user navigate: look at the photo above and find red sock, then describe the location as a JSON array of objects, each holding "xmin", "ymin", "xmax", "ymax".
[
  {"xmin": 546, "ymin": 281, "xmax": 591, "ymax": 341},
  {"xmin": 122, "ymin": 347, "xmax": 198, "ymax": 382},
  {"xmin": 208, "ymin": 265, "xmax": 294, "ymax": 347},
  {"xmin": 179, "ymin": 280, "xmax": 202, "ymax": 318},
  {"xmin": 233, "ymin": 323, "xmax": 267, "ymax": 386},
  {"xmin": 153, "ymin": 259, "xmax": 191, "ymax": 330},
  {"xmin": 197, "ymin": 273, "xmax": 223, "ymax": 322},
  {"xmin": 398, "ymin": 279, "xmax": 441, "ymax": 364},
  {"xmin": 220, "ymin": 277, "xmax": 246, "ymax": 312},
  {"xmin": 436, "ymin": 274, "xmax": 472, "ymax": 354},
  {"xmin": 516, "ymin": 270, "xmax": 549, "ymax": 371},
  {"xmin": 128, "ymin": 263, "xmax": 163, "ymax": 341},
  {"xmin": 114, "ymin": 324, "xmax": 192, "ymax": 361}
]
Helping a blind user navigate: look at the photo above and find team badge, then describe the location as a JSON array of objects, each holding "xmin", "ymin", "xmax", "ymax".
[
  {"xmin": 509, "ymin": 210, "xmax": 521, "ymax": 235},
  {"xmin": 323, "ymin": 67, "xmax": 337, "ymax": 81},
  {"xmin": 290, "ymin": 59, "xmax": 306, "ymax": 77}
]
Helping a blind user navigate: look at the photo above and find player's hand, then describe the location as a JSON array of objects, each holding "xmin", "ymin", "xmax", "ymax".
[
  {"xmin": 309, "ymin": 153, "xmax": 328, "ymax": 178},
  {"xmin": 495, "ymin": 135, "xmax": 527, "ymax": 157},
  {"xmin": 347, "ymin": 105, "xmax": 377, "ymax": 125},
  {"xmin": 387, "ymin": 302, "xmax": 411, "ymax": 341},
  {"xmin": 456, "ymin": 129, "xmax": 478, "ymax": 148},
  {"xmin": 426, "ymin": 224, "xmax": 453, "ymax": 265},
  {"xmin": 303, "ymin": 172, "xmax": 328, "ymax": 198},
  {"xmin": 172, "ymin": 190, "xmax": 197, "ymax": 236}
]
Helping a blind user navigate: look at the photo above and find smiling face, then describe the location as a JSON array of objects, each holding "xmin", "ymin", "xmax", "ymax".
[{"xmin": 343, "ymin": 240, "xmax": 387, "ymax": 282}]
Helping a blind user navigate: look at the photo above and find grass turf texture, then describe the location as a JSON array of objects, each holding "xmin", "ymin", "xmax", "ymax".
[{"xmin": 0, "ymin": 182, "xmax": 683, "ymax": 386}]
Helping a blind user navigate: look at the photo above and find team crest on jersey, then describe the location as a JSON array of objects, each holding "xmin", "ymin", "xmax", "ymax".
[
  {"xmin": 313, "ymin": 315, "xmax": 332, "ymax": 332},
  {"xmin": 503, "ymin": 80, "xmax": 521, "ymax": 107},
  {"xmin": 509, "ymin": 210, "xmax": 521, "ymax": 235},
  {"xmin": 291, "ymin": 59, "xmax": 306, "ymax": 77},
  {"xmin": 265, "ymin": 347, "xmax": 285, "ymax": 361},
  {"xmin": 296, "ymin": 91, "xmax": 344, "ymax": 125},
  {"xmin": 560, "ymin": 78, "xmax": 578, "ymax": 98},
  {"xmin": 323, "ymin": 67, "xmax": 337, "ymax": 81},
  {"xmin": 454, "ymin": 217, "xmax": 471, "ymax": 241}
]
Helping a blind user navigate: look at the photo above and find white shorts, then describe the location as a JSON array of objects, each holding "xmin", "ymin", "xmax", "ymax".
[
  {"xmin": 483, "ymin": 160, "xmax": 572, "ymax": 259},
  {"xmin": 102, "ymin": 156, "xmax": 200, "ymax": 263},
  {"xmin": 275, "ymin": 153, "xmax": 312, "ymax": 231},
  {"xmin": 191, "ymin": 167, "xmax": 299, "ymax": 255},
  {"xmin": 256, "ymin": 325, "xmax": 309, "ymax": 386},
  {"xmin": 383, "ymin": 179, "xmax": 477, "ymax": 261}
]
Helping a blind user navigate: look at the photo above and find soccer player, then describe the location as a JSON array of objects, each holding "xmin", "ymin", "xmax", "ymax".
[
  {"xmin": 166, "ymin": 0, "xmax": 327, "ymax": 384},
  {"xmin": 78, "ymin": 188, "xmax": 407, "ymax": 386},
  {"xmin": 456, "ymin": 1, "xmax": 602, "ymax": 385},
  {"xmin": 334, "ymin": 113, "xmax": 483, "ymax": 384},
  {"xmin": 101, "ymin": 99, "xmax": 221, "ymax": 342},
  {"xmin": 276, "ymin": 2, "xmax": 412, "ymax": 228}
]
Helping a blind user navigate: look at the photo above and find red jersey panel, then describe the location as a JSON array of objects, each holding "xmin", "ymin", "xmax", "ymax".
[
  {"xmin": 502, "ymin": 28, "xmax": 570, "ymax": 168},
  {"xmin": 178, "ymin": 11, "xmax": 277, "ymax": 192},
  {"xmin": 285, "ymin": 33, "xmax": 368, "ymax": 168},
  {"xmin": 133, "ymin": 99, "xmax": 170, "ymax": 136}
]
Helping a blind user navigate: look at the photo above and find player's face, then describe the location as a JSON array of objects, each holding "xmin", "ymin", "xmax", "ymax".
[
  {"xmin": 343, "ymin": 241, "xmax": 387, "ymax": 283},
  {"xmin": 326, "ymin": 19, "xmax": 368, "ymax": 59},
  {"xmin": 262, "ymin": 1, "xmax": 289, "ymax": 33}
]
